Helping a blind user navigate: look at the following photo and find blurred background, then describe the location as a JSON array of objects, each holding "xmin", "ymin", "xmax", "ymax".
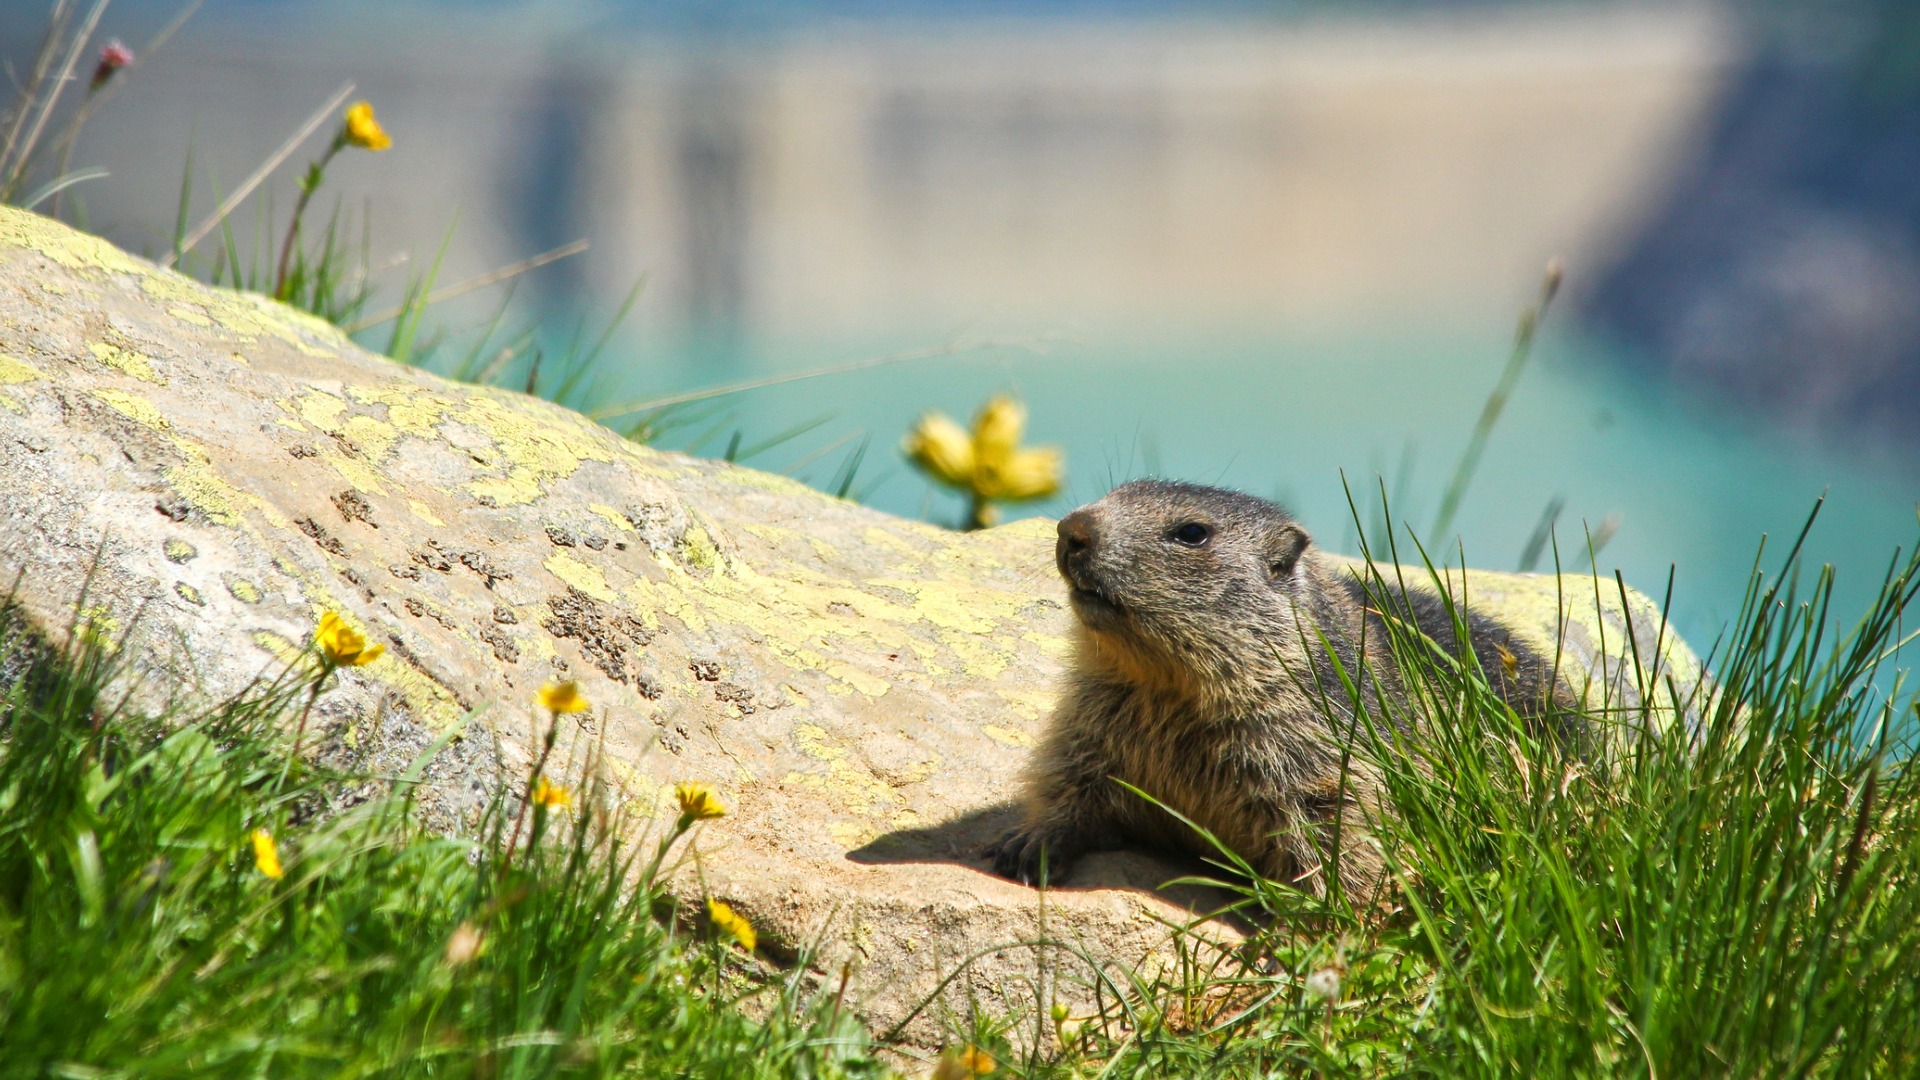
[{"xmin": 6, "ymin": 0, "xmax": 1919, "ymax": 656}]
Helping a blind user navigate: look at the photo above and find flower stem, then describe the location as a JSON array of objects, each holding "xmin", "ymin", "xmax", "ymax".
[
  {"xmin": 292, "ymin": 671, "xmax": 326, "ymax": 758},
  {"xmin": 502, "ymin": 710, "xmax": 562, "ymax": 873},
  {"xmin": 273, "ymin": 137, "xmax": 343, "ymax": 301},
  {"xmin": 966, "ymin": 493, "xmax": 993, "ymax": 531}
]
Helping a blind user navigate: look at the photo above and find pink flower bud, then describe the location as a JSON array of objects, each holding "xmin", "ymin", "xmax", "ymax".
[{"xmin": 90, "ymin": 40, "xmax": 134, "ymax": 90}]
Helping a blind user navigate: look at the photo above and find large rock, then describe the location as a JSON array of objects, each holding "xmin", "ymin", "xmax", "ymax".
[{"xmin": 0, "ymin": 206, "xmax": 1705, "ymax": 1048}]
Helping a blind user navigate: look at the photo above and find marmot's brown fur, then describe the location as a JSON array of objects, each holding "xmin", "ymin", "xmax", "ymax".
[{"xmin": 985, "ymin": 480, "xmax": 1568, "ymax": 901}]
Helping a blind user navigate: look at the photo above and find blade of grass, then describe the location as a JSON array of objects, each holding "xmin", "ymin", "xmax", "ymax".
[
  {"xmin": 385, "ymin": 218, "xmax": 456, "ymax": 364},
  {"xmin": 588, "ymin": 338, "xmax": 1030, "ymax": 421},
  {"xmin": 343, "ymin": 239, "xmax": 589, "ymax": 333},
  {"xmin": 1430, "ymin": 258, "xmax": 1562, "ymax": 543}
]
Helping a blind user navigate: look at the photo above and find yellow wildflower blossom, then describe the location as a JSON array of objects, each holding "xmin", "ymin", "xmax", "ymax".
[
  {"xmin": 315, "ymin": 611, "xmax": 383, "ymax": 667},
  {"xmin": 901, "ymin": 412, "xmax": 974, "ymax": 487},
  {"xmin": 974, "ymin": 446, "xmax": 1065, "ymax": 501},
  {"xmin": 971, "ymin": 396, "xmax": 1025, "ymax": 466},
  {"xmin": 537, "ymin": 679, "xmax": 589, "ymax": 714},
  {"xmin": 932, "ymin": 1045, "xmax": 997, "ymax": 1078},
  {"xmin": 532, "ymin": 777, "xmax": 572, "ymax": 811},
  {"xmin": 343, "ymin": 101, "xmax": 392, "ymax": 151},
  {"xmin": 250, "ymin": 828, "xmax": 284, "ymax": 880},
  {"xmin": 674, "ymin": 782, "xmax": 726, "ymax": 822},
  {"xmin": 903, "ymin": 394, "xmax": 1063, "ymax": 529},
  {"xmin": 706, "ymin": 898, "xmax": 756, "ymax": 952}
]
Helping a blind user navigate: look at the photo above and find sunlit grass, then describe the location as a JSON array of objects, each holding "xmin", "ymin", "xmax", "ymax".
[
  {"xmin": 0, "ymin": 601, "xmax": 887, "ymax": 1078},
  {"xmin": 955, "ymin": 503, "xmax": 1920, "ymax": 1079}
]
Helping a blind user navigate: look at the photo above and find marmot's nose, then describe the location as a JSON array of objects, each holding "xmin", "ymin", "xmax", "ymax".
[{"xmin": 1057, "ymin": 509, "xmax": 1097, "ymax": 569}]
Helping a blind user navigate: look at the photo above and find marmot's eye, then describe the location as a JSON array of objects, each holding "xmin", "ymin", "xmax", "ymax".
[{"xmin": 1170, "ymin": 522, "xmax": 1213, "ymax": 547}]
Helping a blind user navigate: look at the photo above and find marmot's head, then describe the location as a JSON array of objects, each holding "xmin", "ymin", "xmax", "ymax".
[{"xmin": 1057, "ymin": 480, "xmax": 1312, "ymax": 684}]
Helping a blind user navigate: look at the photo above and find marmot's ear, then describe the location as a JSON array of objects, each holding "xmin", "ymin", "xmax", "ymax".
[{"xmin": 1268, "ymin": 523, "xmax": 1309, "ymax": 580}]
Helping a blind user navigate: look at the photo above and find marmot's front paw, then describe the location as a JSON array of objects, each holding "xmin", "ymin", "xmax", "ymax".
[{"xmin": 983, "ymin": 824, "xmax": 1079, "ymax": 886}]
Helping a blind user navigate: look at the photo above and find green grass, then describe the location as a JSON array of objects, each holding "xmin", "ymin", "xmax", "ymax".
[
  {"xmin": 5, "ymin": 506, "xmax": 1916, "ymax": 1079},
  {"xmin": 0, "ymin": 602, "xmax": 887, "ymax": 1078},
  {"xmin": 960, "ymin": 504, "xmax": 1920, "ymax": 1079}
]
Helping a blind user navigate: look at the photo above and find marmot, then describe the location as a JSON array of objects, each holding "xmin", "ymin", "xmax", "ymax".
[{"xmin": 985, "ymin": 480, "xmax": 1568, "ymax": 902}]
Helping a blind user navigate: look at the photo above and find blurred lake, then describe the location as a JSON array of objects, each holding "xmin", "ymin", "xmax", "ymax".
[{"xmin": 8, "ymin": 0, "xmax": 1917, "ymax": 659}]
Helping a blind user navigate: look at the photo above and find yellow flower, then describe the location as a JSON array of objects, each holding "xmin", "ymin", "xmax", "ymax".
[
  {"xmin": 250, "ymin": 828, "xmax": 284, "ymax": 880},
  {"xmin": 532, "ymin": 777, "xmax": 572, "ymax": 811},
  {"xmin": 537, "ymin": 680, "xmax": 589, "ymax": 714},
  {"xmin": 902, "ymin": 394, "xmax": 1064, "ymax": 528},
  {"xmin": 674, "ymin": 782, "xmax": 726, "ymax": 822},
  {"xmin": 343, "ymin": 101, "xmax": 392, "ymax": 151},
  {"xmin": 971, "ymin": 396, "xmax": 1025, "ymax": 467},
  {"xmin": 902, "ymin": 412, "xmax": 975, "ymax": 487},
  {"xmin": 932, "ymin": 1045, "xmax": 997, "ymax": 1078},
  {"xmin": 973, "ymin": 447, "xmax": 1064, "ymax": 501},
  {"xmin": 706, "ymin": 898, "xmax": 756, "ymax": 952},
  {"xmin": 315, "ymin": 610, "xmax": 383, "ymax": 667}
]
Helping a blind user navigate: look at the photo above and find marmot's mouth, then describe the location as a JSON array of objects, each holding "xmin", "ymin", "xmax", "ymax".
[{"xmin": 1068, "ymin": 585, "xmax": 1125, "ymax": 626}]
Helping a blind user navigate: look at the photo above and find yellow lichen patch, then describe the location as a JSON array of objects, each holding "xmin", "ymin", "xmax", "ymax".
[
  {"xmin": 717, "ymin": 466, "xmax": 815, "ymax": 497},
  {"xmin": 366, "ymin": 650, "xmax": 465, "ymax": 730},
  {"xmin": 406, "ymin": 499, "xmax": 446, "ymax": 527},
  {"xmin": 598, "ymin": 755, "xmax": 662, "ymax": 810},
  {"xmin": 545, "ymin": 550, "xmax": 618, "ymax": 603},
  {"xmin": 173, "ymin": 581, "xmax": 204, "ymax": 606},
  {"xmin": 940, "ymin": 629, "xmax": 1015, "ymax": 681},
  {"xmin": 166, "ymin": 305, "xmax": 213, "ymax": 328},
  {"xmin": 1021, "ymin": 630, "xmax": 1072, "ymax": 660},
  {"xmin": 0, "ymin": 393, "xmax": 22, "ymax": 413},
  {"xmin": 829, "ymin": 820, "xmax": 881, "ymax": 849},
  {"xmin": 458, "ymin": 394, "xmax": 616, "ymax": 506},
  {"xmin": 588, "ymin": 503, "xmax": 634, "ymax": 532},
  {"xmin": 0, "ymin": 205, "xmax": 148, "ymax": 276},
  {"xmin": 794, "ymin": 723, "xmax": 846, "ymax": 762},
  {"xmin": 0, "ymin": 353, "xmax": 42, "ymax": 384},
  {"xmin": 155, "ymin": 280, "xmax": 334, "ymax": 357},
  {"xmin": 164, "ymin": 538, "xmax": 197, "ymax": 563},
  {"xmin": 782, "ymin": 764, "xmax": 897, "ymax": 821},
  {"xmin": 324, "ymin": 451, "xmax": 388, "ymax": 496},
  {"xmin": 626, "ymin": 576, "xmax": 703, "ymax": 633},
  {"xmin": 982, "ymin": 725, "xmax": 1035, "ymax": 748},
  {"xmin": 297, "ymin": 390, "xmax": 348, "ymax": 430},
  {"xmin": 253, "ymin": 295, "xmax": 347, "ymax": 346},
  {"xmin": 251, "ymin": 629, "xmax": 301, "ymax": 664},
  {"xmin": 76, "ymin": 605, "xmax": 119, "ymax": 642},
  {"xmin": 862, "ymin": 527, "xmax": 927, "ymax": 564},
  {"xmin": 339, "ymin": 414, "xmax": 400, "ymax": 461},
  {"xmin": 864, "ymin": 577, "xmax": 1012, "ymax": 635},
  {"xmin": 226, "ymin": 576, "xmax": 262, "ymax": 604},
  {"xmin": 998, "ymin": 686, "xmax": 1056, "ymax": 723},
  {"xmin": 163, "ymin": 450, "xmax": 244, "ymax": 525},
  {"xmin": 346, "ymin": 384, "xmax": 455, "ymax": 439},
  {"xmin": 91, "ymin": 388, "xmax": 169, "ymax": 430},
  {"xmin": 886, "ymin": 758, "xmax": 940, "ymax": 787},
  {"xmin": 676, "ymin": 527, "xmax": 725, "ymax": 575},
  {"xmin": 273, "ymin": 417, "xmax": 305, "ymax": 431},
  {"xmin": 824, "ymin": 662, "xmax": 890, "ymax": 699},
  {"xmin": 985, "ymin": 515, "xmax": 1058, "ymax": 543}
]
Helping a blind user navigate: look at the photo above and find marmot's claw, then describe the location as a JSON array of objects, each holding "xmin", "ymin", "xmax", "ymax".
[{"xmin": 984, "ymin": 825, "xmax": 1068, "ymax": 886}]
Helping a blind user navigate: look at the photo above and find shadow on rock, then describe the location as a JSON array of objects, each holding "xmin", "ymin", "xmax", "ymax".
[{"xmin": 848, "ymin": 803, "xmax": 1249, "ymax": 919}]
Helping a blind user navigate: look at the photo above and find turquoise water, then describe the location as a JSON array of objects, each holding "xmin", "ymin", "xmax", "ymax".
[{"xmin": 613, "ymin": 322, "xmax": 1919, "ymax": 665}]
